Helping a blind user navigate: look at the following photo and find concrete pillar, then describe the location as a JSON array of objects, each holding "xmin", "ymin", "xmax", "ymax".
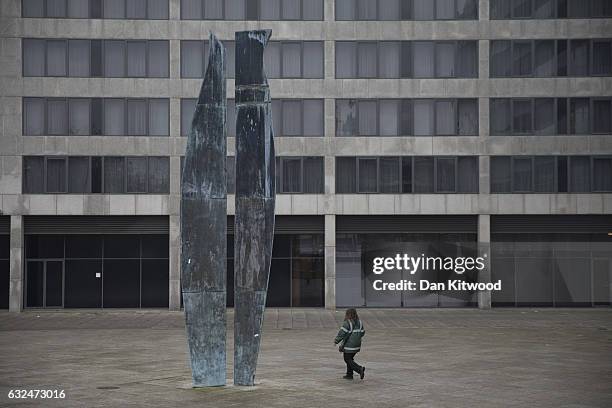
[
  {"xmin": 169, "ymin": 214, "xmax": 181, "ymax": 310},
  {"xmin": 479, "ymin": 0, "xmax": 489, "ymax": 20},
  {"xmin": 324, "ymin": 214, "xmax": 336, "ymax": 309},
  {"xmin": 9, "ymin": 215, "xmax": 23, "ymax": 312},
  {"xmin": 477, "ymin": 214, "xmax": 491, "ymax": 310}
]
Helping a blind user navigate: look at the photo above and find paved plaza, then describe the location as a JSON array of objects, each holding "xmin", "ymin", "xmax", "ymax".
[{"xmin": 0, "ymin": 308, "xmax": 611, "ymax": 407}]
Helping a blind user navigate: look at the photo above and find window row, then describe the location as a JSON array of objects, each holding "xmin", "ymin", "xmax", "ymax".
[
  {"xmin": 181, "ymin": 99, "xmax": 324, "ymax": 137},
  {"xmin": 23, "ymin": 156, "xmax": 170, "ymax": 194},
  {"xmin": 490, "ymin": 0, "xmax": 612, "ymax": 19},
  {"xmin": 183, "ymin": 156, "xmax": 324, "ymax": 194},
  {"xmin": 490, "ymin": 156, "xmax": 612, "ymax": 193},
  {"xmin": 23, "ymin": 98, "xmax": 169, "ymax": 136},
  {"xmin": 336, "ymin": 41, "xmax": 478, "ymax": 79},
  {"xmin": 336, "ymin": 99, "xmax": 479, "ymax": 137},
  {"xmin": 22, "ymin": 0, "xmax": 169, "ymax": 19},
  {"xmin": 490, "ymin": 39, "xmax": 612, "ymax": 78},
  {"xmin": 336, "ymin": 156, "xmax": 479, "ymax": 194},
  {"xmin": 490, "ymin": 98, "xmax": 612, "ymax": 136},
  {"xmin": 23, "ymin": 39, "xmax": 169, "ymax": 78},
  {"xmin": 181, "ymin": 40, "xmax": 323, "ymax": 79},
  {"xmin": 181, "ymin": 0, "xmax": 323, "ymax": 20},
  {"xmin": 336, "ymin": 0, "xmax": 478, "ymax": 21}
]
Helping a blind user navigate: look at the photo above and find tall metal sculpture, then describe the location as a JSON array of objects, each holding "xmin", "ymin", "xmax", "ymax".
[
  {"xmin": 181, "ymin": 33, "xmax": 227, "ymax": 387},
  {"xmin": 233, "ymin": 30, "xmax": 275, "ymax": 386}
]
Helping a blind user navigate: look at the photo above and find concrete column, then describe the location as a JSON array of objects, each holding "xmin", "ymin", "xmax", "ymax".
[
  {"xmin": 169, "ymin": 214, "xmax": 181, "ymax": 310},
  {"xmin": 169, "ymin": 0, "xmax": 180, "ymax": 20},
  {"xmin": 324, "ymin": 214, "xmax": 336, "ymax": 309},
  {"xmin": 477, "ymin": 214, "xmax": 491, "ymax": 310},
  {"xmin": 9, "ymin": 215, "xmax": 23, "ymax": 312},
  {"xmin": 479, "ymin": 0, "xmax": 489, "ymax": 20}
]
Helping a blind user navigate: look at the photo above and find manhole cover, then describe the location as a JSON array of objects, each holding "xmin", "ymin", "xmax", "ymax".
[{"xmin": 96, "ymin": 386, "xmax": 120, "ymax": 390}]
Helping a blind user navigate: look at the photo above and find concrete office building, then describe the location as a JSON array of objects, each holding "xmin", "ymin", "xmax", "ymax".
[{"xmin": 1, "ymin": 0, "xmax": 611, "ymax": 312}]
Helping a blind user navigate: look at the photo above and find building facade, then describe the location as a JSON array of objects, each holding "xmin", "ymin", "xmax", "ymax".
[{"xmin": 1, "ymin": 0, "xmax": 611, "ymax": 311}]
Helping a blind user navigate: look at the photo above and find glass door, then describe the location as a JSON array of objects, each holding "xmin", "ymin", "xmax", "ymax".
[{"xmin": 26, "ymin": 260, "xmax": 64, "ymax": 308}]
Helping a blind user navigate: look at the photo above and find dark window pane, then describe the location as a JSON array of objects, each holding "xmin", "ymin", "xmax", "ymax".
[
  {"xmin": 47, "ymin": 40, "xmax": 67, "ymax": 76},
  {"xmin": 282, "ymin": 42, "xmax": 301, "ymax": 77},
  {"xmin": 336, "ymin": 0, "xmax": 355, "ymax": 20},
  {"xmin": 127, "ymin": 99, "xmax": 147, "ymax": 135},
  {"xmin": 91, "ymin": 156, "xmax": 102, "ymax": 193},
  {"xmin": 26, "ymin": 235, "xmax": 64, "ymax": 259},
  {"xmin": 303, "ymin": 42, "xmax": 323, "ymax": 78},
  {"xmin": 413, "ymin": 42, "xmax": 434, "ymax": 77},
  {"xmin": 379, "ymin": 100, "xmax": 399, "ymax": 136},
  {"xmin": 534, "ymin": 40, "xmax": 556, "ymax": 76},
  {"xmin": 490, "ymin": 0, "xmax": 511, "ymax": 19},
  {"xmin": 413, "ymin": 0, "xmax": 434, "ymax": 19},
  {"xmin": 148, "ymin": 0, "xmax": 169, "ymax": 18},
  {"xmin": 23, "ymin": 0, "xmax": 45, "ymax": 17},
  {"xmin": 227, "ymin": 99, "xmax": 236, "ymax": 137},
  {"xmin": 457, "ymin": 0, "xmax": 478, "ymax": 18},
  {"xmin": 104, "ymin": 235, "xmax": 139, "ymax": 258},
  {"xmin": 358, "ymin": 42, "xmax": 377, "ymax": 78},
  {"xmin": 65, "ymin": 235, "xmax": 103, "ymax": 258},
  {"xmin": 557, "ymin": 40, "xmax": 567, "ymax": 76},
  {"xmin": 46, "ymin": 261, "xmax": 63, "ymax": 307},
  {"xmin": 90, "ymin": 40, "xmax": 103, "ymax": 77},
  {"xmin": 104, "ymin": 40, "xmax": 125, "ymax": 77},
  {"xmin": 149, "ymin": 99, "xmax": 169, "ymax": 136},
  {"xmin": 414, "ymin": 157, "xmax": 434, "ymax": 193},
  {"xmin": 127, "ymin": 41, "xmax": 146, "ymax": 77},
  {"xmin": 491, "ymin": 99, "xmax": 512, "ymax": 135},
  {"xmin": 148, "ymin": 41, "xmax": 169, "ymax": 77},
  {"xmin": 303, "ymin": 157, "xmax": 323, "ymax": 193},
  {"xmin": 569, "ymin": 40, "xmax": 589, "ymax": 76},
  {"xmin": 513, "ymin": 157, "xmax": 533, "ymax": 192},
  {"xmin": 303, "ymin": 100, "xmax": 324, "ymax": 136},
  {"xmin": 413, "ymin": 100, "xmax": 434, "ymax": 136},
  {"xmin": 336, "ymin": 157, "xmax": 356, "ymax": 193},
  {"xmin": 358, "ymin": 100, "xmax": 377, "ymax": 136},
  {"xmin": 23, "ymin": 98, "xmax": 45, "ymax": 135},
  {"xmin": 513, "ymin": 0, "xmax": 532, "ymax": 17},
  {"xmin": 226, "ymin": 156, "xmax": 235, "ymax": 194},
  {"xmin": 204, "ymin": 0, "xmax": 223, "ymax": 18},
  {"xmin": 491, "ymin": 156, "xmax": 511, "ymax": 193},
  {"xmin": 126, "ymin": 157, "xmax": 147, "ymax": 192},
  {"xmin": 103, "ymin": 259, "xmax": 140, "ymax": 307},
  {"xmin": 557, "ymin": 98, "xmax": 568, "ymax": 134},
  {"xmin": 593, "ymin": 158, "xmax": 612, "ymax": 191},
  {"xmin": 435, "ymin": 100, "xmax": 456, "ymax": 135},
  {"xmin": 141, "ymin": 235, "xmax": 169, "ymax": 257},
  {"xmin": 570, "ymin": 98, "xmax": 590, "ymax": 134},
  {"xmin": 303, "ymin": 0, "xmax": 323, "ymax": 20},
  {"xmin": 557, "ymin": 156, "xmax": 568, "ymax": 192},
  {"xmin": 336, "ymin": 42, "xmax": 356, "ymax": 78},
  {"xmin": 401, "ymin": 157, "xmax": 412, "ymax": 192},
  {"xmin": 264, "ymin": 42, "xmax": 281, "ymax": 78},
  {"xmin": 68, "ymin": 40, "xmax": 90, "ymax": 77},
  {"xmin": 379, "ymin": 157, "xmax": 400, "ymax": 193},
  {"xmin": 513, "ymin": 42, "xmax": 533, "ymax": 76},
  {"xmin": 435, "ymin": 42, "xmax": 455, "ymax": 77},
  {"xmin": 513, "ymin": 100, "xmax": 533, "ymax": 134},
  {"xmin": 148, "ymin": 157, "xmax": 169, "ymax": 193},
  {"xmin": 592, "ymin": 0, "xmax": 612, "ymax": 17},
  {"xmin": 181, "ymin": 41, "xmax": 203, "ymax": 78},
  {"xmin": 103, "ymin": 157, "xmax": 124, "ymax": 193},
  {"xmin": 534, "ymin": 157, "xmax": 556, "ymax": 192},
  {"xmin": 69, "ymin": 98, "xmax": 90, "ymax": 136},
  {"xmin": 141, "ymin": 259, "xmax": 169, "ymax": 307},
  {"xmin": 379, "ymin": 0, "xmax": 400, "ymax": 20},
  {"xmin": 282, "ymin": 100, "xmax": 302, "ymax": 136},
  {"xmin": 491, "ymin": 41, "xmax": 512, "ymax": 77},
  {"xmin": 103, "ymin": 0, "xmax": 126, "ymax": 18},
  {"xmin": 436, "ymin": 157, "xmax": 456, "ymax": 192},
  {"xmin": 65, "ymin": 260, "xmax": 102, "ymax": 308},
  {"xmin": 261, "ymin": 0, "xmax": 280, "ymax": 19},
  {"xmin": 23, "ymin": 39, "xmax": 45, "ymax": 76},
  {"xmin": 457, "ymin": 156, "xmax": 478, "ymax": 193},
  {"xmin": 456, "ymin": 41, "xmax": 477, "ymax": 77},
  {"xmin": 593, "ymin": 41, "xmax": 612, "ymax": 76},
  {"xmin": 47, "ymin": 99, "xmax": 68, "ymax": 135},
  {"xmin": 568, "ymin": 0, "xmax": 589, "ymax": 17},
  {"xmin": 358, "ymin": 158, "xmax": 377, "ymax": 193},
  {"xmin": 182, "ymin": 0, "xmax": 202, "ymax": 19},
  {"xmin": 26, "ymin": 261, "xmax": 44, "ymax": 307},
  {"xmin": 46, "ymin": 157, "xmax": 66, "ymax": 193},
  {"xmin": 569, "ymin": 156, "xmax": 590, "ymax": 192},
  {"xmin": 282, "ymin": 0, "xmax": 301, "ymax": 19},
  {"xmin": 534, "ymin": 0, "xmax": 556, "ymax": 18},
  {"xmin": 379, "ymin": 42, "xmax": 400, "ymax": 78},
  {"xmin": 336, "ymin": 100, "xmax": 358, "ymax": 136},
  {"xmin": 458, "ymin": 99, "xmax": 478, "ymax": 135},
  {"xmin": 23, "ymin": 156, "xmax": 44, "ymax": 193},
  {"xmin": 593, "ymin": 99, "xmax": 612, "ymax": 134},
  {"xmin": 104, "ymin": 99, "xmax": 125, "ymax": 135},
  {"xmin": 534, "ymin": 98, "xmax": 555, "ymax": 135},
  {"xmin": 281, "ymin": 158, "xmax": 302, "ymax": 192},
  {"xmin": 68, "ymin": 157, "xmax": 90, "ymax": 193},
  {"xmin": 126, "ymin": 0, "xmax": 146, "ymax": 18}
]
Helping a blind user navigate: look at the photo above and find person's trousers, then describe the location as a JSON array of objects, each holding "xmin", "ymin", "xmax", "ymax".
[{"xmin": 343, "ymin": 352, "xmax": 362, "ymax": 376}]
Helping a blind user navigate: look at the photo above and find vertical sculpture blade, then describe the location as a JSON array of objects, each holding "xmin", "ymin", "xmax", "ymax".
[
  {"xmin": 234, "ymin": 30, "xmax": 275, "ymax": 386},
  {"xmin": 181, "ymin": 33, "xmax": 227, "ymax": 387}
]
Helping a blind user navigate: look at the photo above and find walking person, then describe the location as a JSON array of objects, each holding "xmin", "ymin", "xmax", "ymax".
[{"xmin": 334, "ymin": 308, "xmax": 366, "ymax": 380}]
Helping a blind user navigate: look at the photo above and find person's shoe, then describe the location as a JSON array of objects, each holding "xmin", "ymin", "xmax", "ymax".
[
  {"xmin": 360, "ymin": 366, "xmax": 366, "ymax": 380},
  {"xmin": 343, "ymin": 375, "xmax": 353, "ymax": 380}
]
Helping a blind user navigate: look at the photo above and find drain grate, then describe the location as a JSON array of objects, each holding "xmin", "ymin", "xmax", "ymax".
[{"xmin": 96, "ymin": 386, "xmax": 120, "ymax": 390}]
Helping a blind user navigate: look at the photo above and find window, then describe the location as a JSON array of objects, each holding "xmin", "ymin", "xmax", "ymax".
[
  {"xmin": 512, "ymin": 157, "xmax": 532, "ymax": 192},
  {"xmin": 47, "ymin": 99, "xmax": 68, "ymax": 135},
  {"xmin": 127, "ymin": 157, "xmax": 148, "ymax": 192},
  {"xmin": 569, "ymin": 40, "xmax": 589, "ymax": 76},
  {"xmin": 413, "ymin": 42, "xmax": 435, "ymax": 78},
  {"xmin": 513, "ymin": 42, "xmax": 533, "ymax": 76},
  {"xmin": 457, "ymin": 156, "xmax": 478, "ymax": 192},
  {"xmin": 358, "ymin": 43, "xmax": 378, "ymax": 78},
  {"xmin": 23, "ymin": 98, "xmax": 45, "ymax": 136},
  {"xmin": 68, "ymin": 157, "xmax": 90, "ymax": 193},
  {"xmin": 276, "ymin": 157, "xmax": 324, "ymax": 193},
  {"xmin": 490, "ymin": 157, "xmax": 511, "ymax": 193},
  {"xmin": 336, "ymin": 100, "xmax": 358, "ymax": 136},
  {"xmin": 534, "ymin": 40, "xmax": 556, "ymax": 77},
  {"xmin": 46, "ymin": 157, "xmax": 67, "ymax": 193},
  {"xmin": 379, "ymin": 42, "xmax": 401, "ymax": 78},
  {"xmin": 337, "ymin": 0, "xmax": 477, "ymax": 20},
  {"xmin": 436, "ymin": 157, "xmax": 456, "ymax": 192},
  {"xmin": 104, "ymin": 99, "xmax": 125, "ymax": 136},
  {"xmin": 69, "ymin": 99, "xmax": 90, "ymax": 136},
  {"xmin": 22, "ymin": 1, "xmax": 167, "ymax": 19},
  {"xmin": 533, "ymin": 157, "xmax": 556, "ymax": 192},
  {"xmin": 593, "ymin": 40, "xmax": 612, "ymax": 76},
  {"xmin": 282, "ymin": 42, "xmax": 301, "ymax": 78},
  {"xmin": 23, "ymin": 156, "xmax": 44, "ymax": 193},
  {"xmin": 458, "ymin": 99, "xmax": 478, "ymax": 135},
  {"xmin": 570, "ymin": 98, "xmax": 590, "ymax": 134},
  {"xmin": 490, "ymin": 41, "xmax": 512, "ymax": 77},
  {"xmin": 127, "ymin": 100, "xmax": 148, "ymax": 136},
  {"xmin": 336, "ymin": 157, "xmax": 356, "ymax": 193},
  {"xmin": 181, "ymin": 0, "xmax": 322, "ymax": 20},
  {"xmin": 569, "ymin": 156, "xmax": 590, "ymax": 192},
  {"xmin": 23, "ymin": 39, "xmax": 169, "ymax": 77},
  {"xmin": 149, "ymin": 99, "xmax": 169, "ymax": 136},
  {"xmin": 413, "ymin": 100, "xmax": 434, "ymax": 135},
  {"xmin": 592, "ymin": 99, "xmax": 612, "ymax": 134},
  {"xmin": 335, "ymin": 42, "xmax": 357, "ymax": 78},
  {"xmin": 593, "ymin": 157, "xmax": 612, "ymax": 191},
  {"xmin": 534, "ymin": 99, "xmax": 555, "ymax": 135},
  {"xmin": 435, "ymin": 100, "xmax": 456, "ymax": 136},
  {"xmin": 513, "ymin": 100, "xmax": 533, "ymax": 135},
  {"xmin": 379, "ymin": 157, "xmax": 400, "ymax": 193}
]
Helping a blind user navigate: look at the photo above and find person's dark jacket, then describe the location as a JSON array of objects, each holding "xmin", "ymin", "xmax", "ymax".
[{"xmin": 334, "ymin": 319, "xmax": 365, "ymax": 353}]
